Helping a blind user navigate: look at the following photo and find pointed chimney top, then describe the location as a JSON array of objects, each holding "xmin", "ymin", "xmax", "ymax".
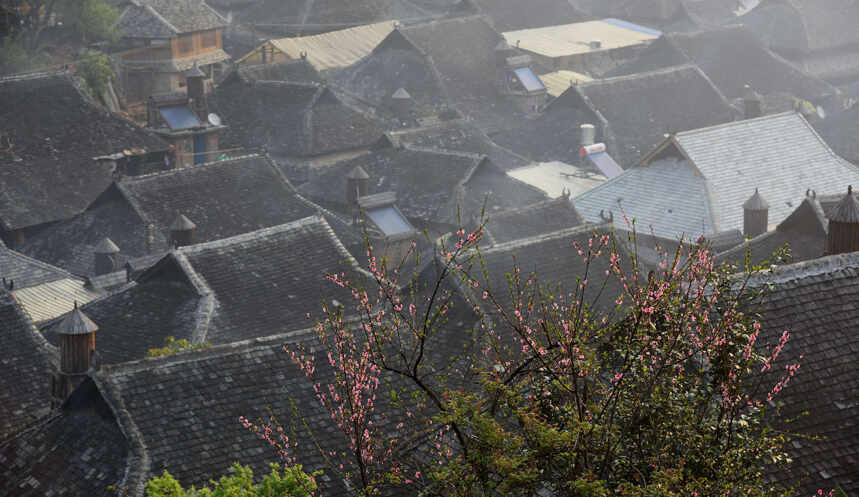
[
  {"xmin": 186, "ymin": 61, "xmax": 206, "ymax": 78},
  {"xmin": 57, "ymin": 305, "xmax": 99, "ymax": 335},
  {"xmin": 94, "ymin": 237, "xmax": 120, "ymax": 254},
  {"xmin": 830, "ymin": 185, "xmax": 859, "ymax": 223},
  {"xmin": 346, "ymin": 166, "xmax": 370, "ymax": 180},
  {"xmin": 391, "ymin": 88, "xmax": 412, "ymax": 100},
  {"xmin": 743, "ymin": 188, "xmax": 769, "ymax": 211},
  {"xmin": 170, "ymin": 214, "xmax": 197, "ymax": 231}
]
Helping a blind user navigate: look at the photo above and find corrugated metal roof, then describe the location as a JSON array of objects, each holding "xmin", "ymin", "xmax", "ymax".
[
  {"xmin": 539, "ymin": 70, "xmax": 593, "ymax": 96},
  {"xmin": 13, "ymin": 279, "xmax": 100, "ymax": 324},
  {"xmin": 674, "ymin": 112, "xmax": 859, "ymax": 234},
  {"xmin": 508, "ymin": 161, "xmax": 607, "ymax": 199},
  {"xmin": 266, "ymin": 21, "xmax": 397, "ymax": 72},
  {"xmin": 574, "ymin": 157, "xmax": 716, "ymax": 241},
  {"xmin": 502, "ymin": 19, "xmax": 659, "ymax": 58}
]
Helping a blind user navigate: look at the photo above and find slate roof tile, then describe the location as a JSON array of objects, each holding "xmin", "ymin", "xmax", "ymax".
[
  {"xmin": 0, "ymin": 73, "xmax": 167, "ymax": 231},
  {"xmin": 118, "ymin": 0, "xmax": 226, "ymax": 38},
  {"xmin": 0, "ymin": 290, "xmax": 56, "ymax": 441},
  {"xmin": 483, "ymin": 196, "xmax": 584, "ymax": 245}
]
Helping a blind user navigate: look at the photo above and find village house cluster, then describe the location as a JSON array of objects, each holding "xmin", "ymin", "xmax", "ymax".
[{"xmin": 3, "ymin": 0, "xmax": 859, "ymax": 494}]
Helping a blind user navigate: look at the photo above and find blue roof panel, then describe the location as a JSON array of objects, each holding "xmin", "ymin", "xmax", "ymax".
[
  {"xmin": 601, "ymin": 18, "xmax": 662, "ymax": 37},
  {"xmin": 367, "ymin": 207, "xmax": 413, "ymax": 236},
  {"xmin": 514, "ymin": 67, "xmax": 545, "ymax": 92},
  {"xmin": 159, "ymin": 106, "xmax": 201, "ymax": 130}
]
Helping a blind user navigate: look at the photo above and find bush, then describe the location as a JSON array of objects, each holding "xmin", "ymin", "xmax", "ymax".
[{"xmin": 145, "ymin": 463, "xmax": 318, "ymax": 497}]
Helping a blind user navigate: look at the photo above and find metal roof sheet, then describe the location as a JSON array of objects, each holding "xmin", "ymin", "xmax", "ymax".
[
  {"xmin": 539, "ymin": 70, "xmax": 593, "ymax": 96},
  {"xmin": 266, "ymin": 21, "xmax": 396, "ymax": 72},
  {"xmin": 13, "ymin": 279, "xmax": 100, "ymax": 324},
  {"xmin": 501, "ymin": 19, "xmax": 659, "ymax": 58}
]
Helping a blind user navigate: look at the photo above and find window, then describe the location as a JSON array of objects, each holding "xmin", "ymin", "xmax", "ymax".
[
  {"xmin": 201, "ymin": 30, "xmax": 218, "ymax": 48},
  {"xmin": 178, "ymin": 35, "xmax": 194, "ymax": 54}
]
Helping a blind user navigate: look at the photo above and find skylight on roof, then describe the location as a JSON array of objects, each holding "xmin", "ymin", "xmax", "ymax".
[{"xmin": 367, "ymin": 206, "xmax": 413, "ymax": 236}]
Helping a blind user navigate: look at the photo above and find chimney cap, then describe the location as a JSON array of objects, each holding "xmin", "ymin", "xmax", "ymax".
[
  {"xmin": 170, "ymin": 214, "xmax": 197, "ymax": 231},
  {"xmin": 391, "ymin": 88, "xmax": 412, "ymax": 100},
  {"xmin": 186, "ymin": 61, "xmax": 206, "ymax": 78},
  {"xmin": 57, "ymin": 303, "xmax": 99, "ymax": 335},
  {"xmin": 346, "ymin": 166, "xmax": 370, "ymax": 180},
  {"xmin": 94, "ymin": 237, "xmax": 120, "ymax": 254},
  {"xmin": 743, "ymin": 84, "xmax": 761, "ymax": 101},
  {"xmin": 743, "ymin": 188, "xmax": 769, "ymax": 210},
  {"xmin": 830, "ymin": 185, "xmax": 859, "ymax": 223}
]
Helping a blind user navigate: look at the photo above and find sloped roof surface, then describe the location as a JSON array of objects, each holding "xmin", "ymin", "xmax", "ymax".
[
  {"xmin": 387, "ymin": 121, "xmax": 529, "ymax": 171},
  {"xmin": 301, "ymin": 147, "xmax": 483, "ymax": 222},
  {"xmin": 674, "ymin": 112, "xmax": 859, "ymax": 234},
  {"xmin": 41, "ymin": 274, "xmax": 201, "ymax": 365},
  {"xmin": 479, "ymin": 224, "xmax": 633, "ymax": 315},
  {"xmin": 118, "ymin": 0, "xmax": 226, "ymax": 38},
  {"xmin": 606, "ymin": 28, "xmax": 836, "ymax": 103},
  {"xmin": 0, "ymin": 244, "xmax": 74, "ymax": 290},
  {"xmin": 578, "ymin": 65, "xmax": 736, "ymax": 167},
  {"xmin": 267, "ymin": 21, "xmax": 396, "ymax": 71},
  {"xmin": 0, "ymin": 380, "xmax": 128, "ymax": 497},
  {"xmin": 574, "ymin": 158, "xmax": 715, "ymax": 241},
  {"xmin": 212, "ymin": 81, "xmax": 385, "ymax": 156},
  {"xmin": 14, "ymin": 280, "xmax": 101, "ymax": 324},
  {"xmin": 178, "ymin": 216, "xmax": 362, "ymax": 344},
  {"xmin": 0, "ymin": 74, "xmax": 167, "ymax": 230},
  {"xmin": 237, "ymin": 60, "xmax": 322, "ymax": 84},
  {"xmin": 741, "ymin": 0, "xmax": 859, "ymax": 53},
  {"xmin": 472, "ymin": 0, "xmax": 589, "ymax": 31},
  {"xmin": 484, "ymin": 197, "xmax": 585, "ymax": 245},
  {"xmin": 119, "ymin": 155, "xmax": 319, "ymax": 246},
  {"xmin": 750, "ymin": 253, "xmax": 859, "ymax": 495},
  {"xmin": 234, "ymin": 0, "xmax": 443, "ymax": 25},
  {"xmin": 501, "ymin": 19, "xmax": 659, "ymax": 58},
  {"xmin": 0, "ymin": 291, "xmax": 55, "ymax": 441}
]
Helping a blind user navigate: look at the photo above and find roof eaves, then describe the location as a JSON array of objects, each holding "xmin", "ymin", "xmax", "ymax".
[{"xmin": 481, "ymin": 222, "xmax": 607, "ymax": 255}]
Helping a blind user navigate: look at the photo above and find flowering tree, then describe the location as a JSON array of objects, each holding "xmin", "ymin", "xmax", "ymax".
[{"xmin": 244, "ymin": 222, "xmax": 810, "ymax": 497}]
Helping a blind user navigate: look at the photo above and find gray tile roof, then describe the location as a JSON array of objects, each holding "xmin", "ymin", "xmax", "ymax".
[
  {"xmin": 0, "ymin": 244, "xmax": 75, "ymax": 290},
  {"xmin": 0, "ymin": 379, "xmax": 129, "ymax": 497},
  {"xmin": 574, "ymin": 157, "xmax": 715, "ymax": 241},
  {"xmin": 748, "ymin": 252, "xmax": 859, "ymax": 495},
  {"xmin": 671, "ymin": 112, "xmax": 859, "ymax": 234},
  {"xmin": 742, "ymin": 0, "xmax": 859, "ymax": 53},
  {"xmin": 471, "ymin": 0, "xmax": 589, "ymax": 31},
  {"xmin": 0, "ymin": 73, "xmax": 168, "ymax": 231},
  {"xmin": 19, "ymin": 155, "xmax": 320, "ymax": 276},
  {"xmin": 0, "ymin": 290, "xmax": 56, "ymax": 441},
  {"xmin": 118, "ymin": 0, "xmax": 226, "ymax": 38},
  {"xmin": 212, "ymin": 79, "xmax": 385, "ymax": 157},
  {"xmin": 483, "ymin": 196, "xmax": 585, "ymax": 245},
  {"xmin": 606, "ymin": 27, "xmax": 837, "ymax": 106},
  {"xmin": 576, "ymin": 64, "xmax": 737, "ymax": 167}
]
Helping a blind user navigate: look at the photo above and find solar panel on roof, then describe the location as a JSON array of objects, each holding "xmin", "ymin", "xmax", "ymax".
[
  {"xmin": 367, "ymin": 207, "xmax": 413, "ymax": 236},
  {"xmin": 586, "ymin": 152, "xmax": 624, "ymax": 179},
  {"xmin": 159, "ymin": 106, "xmax": 202, "ymax": 130},
  {"xmin": 514, "ymin": 67, "xmax": 545, "ymax": 92}
]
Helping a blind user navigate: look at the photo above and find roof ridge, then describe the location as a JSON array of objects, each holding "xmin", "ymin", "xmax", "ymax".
[
  {"xmin": 119, "ymin": 154, "xmax": 264, "ymax": 183},
  {"xmin": 400, "ymin": 144, "xmax": 485, "ymax": 162},
  {"xmin": 176, "ymin": 215, "xmax": 328, "ymax": 255},
  {"xmin": 745, "ymin": 252, "xmax": 859, "ymax": 287},
  {"xmin": 97, "ymin": 326, "xmax": 319, "ymax": 377},
  {"xmin": 142, "ymin": 4, "xmax": 179, "ymax": 34},
  {"xmin": 580, "ymin": 62, "xmax": 701, "ymax": 87},
  {"xmin": 489, "ymin": 196, "xmax": 575, "ymax": 218},
  {"xmin": 0, "ymin": 246, "xmax": 79, "ymax": 281},
  {"xmin": 675, "ymin": 111, "xmax": 798, "ymax": 137},
  {"xmin": 0, "ymin": 69, "xmax": 70, "ymax": 84},
  {"xmin": 482, "ymin": 222, "xmax": 608, "ymax": 255}
]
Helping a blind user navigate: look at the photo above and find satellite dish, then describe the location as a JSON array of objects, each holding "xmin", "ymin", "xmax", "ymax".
[{"xmin": 208, "ymin": 113, "xmax": 222, "ymax": 126}]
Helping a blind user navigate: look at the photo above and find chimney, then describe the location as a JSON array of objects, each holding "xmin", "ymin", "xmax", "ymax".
[
  {"xmin": 346, "ymin": 166, "xmax": 370, "ymax": 206},
  {"xmin": 826, "ymin": 185, "xmax": 859, "ymax": 255},
  {"xmin": 743, "ymin": 84, "xmax": 762, "ymax": 119},
  {"xmin": 94, "ymin": 238, "xmax": 120, "ymax": 276},
  {"xmin": 580, "ymin": 124, "xmax": 596, "ymax": 147},
  {"xmin": 186, "ymin": 62, "xmax": 208, "ymax": 120},
  {"xmin": 743, "ymin": 188, "xmax": 769, "ymax": 237},
  {"xmin": 52, "ymin": 303, "xmax": 98, "ymax": 406},
  {"xmin": 390, "ymin": 88, "xmax": 413, "ymax": 115},
  {"xmin": 589, "ymin": 40, "xmax": 602, "ymax": 50},
  {"xmin": 170, "ymin": 214, "xmax": 197, "ymax": 248}
]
